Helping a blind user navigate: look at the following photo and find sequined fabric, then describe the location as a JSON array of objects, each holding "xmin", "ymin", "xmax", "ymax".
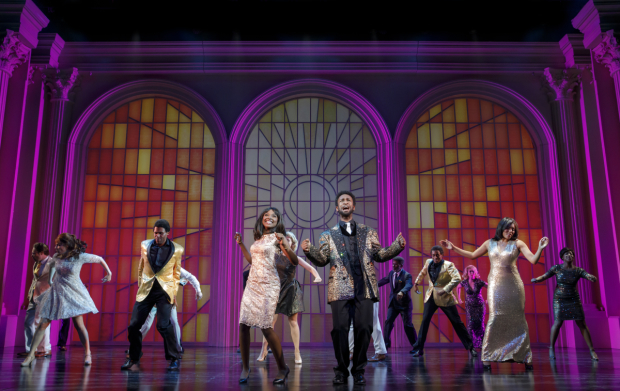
[
  {"xmin": 304, "ymin": 223, "xmax": 403, "ymax": 303},
  {"xmin": 481, "ymin": 240, "xmax": 532, "ymax": 364},
  {"xmin": 275, "ymin": 233, "xmax": 305, "ymax": 317},
  {"xmin": 239, "ymin": 234, "xmax": 282, "ymax": 329},
  {"xmin": 538, "ymin": 265, "xmax": 592, "ymax": 321},
  {"xmin": 461, "ymin": 278, "xmax": 487, "ymax": 349},
  {"xmin": 35, "ymin": 253, "xmax": 101, "ymax": 320}
]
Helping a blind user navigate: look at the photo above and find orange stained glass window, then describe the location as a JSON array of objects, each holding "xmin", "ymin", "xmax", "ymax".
[
  {"xmin": 405, "ymin": 98, "xmax": 549, "ymax": 344},
  {"xmin": 78, "ymin": 98, "xmax": 216, "ymax": 343}
]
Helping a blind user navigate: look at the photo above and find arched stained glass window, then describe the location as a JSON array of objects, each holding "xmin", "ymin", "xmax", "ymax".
[
  {"xmin": 79, "ymin": 98, "xmax": 216, "ymax": 343},
  {"xmin": 244, "ymin": 97, "xmax": 378, "ymax": 343},
  {"xmin": 405, "ymin": 98, "xmax": 549, "ymax": 344}
]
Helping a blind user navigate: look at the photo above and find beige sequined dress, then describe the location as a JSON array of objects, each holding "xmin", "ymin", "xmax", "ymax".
[
  {"xmin": 481, "ymin": 240, "xmax": 532, "ymax": 364},
  {"xmin": 239, "ymin": 233, "xmax": 282, "ymax": 329}
]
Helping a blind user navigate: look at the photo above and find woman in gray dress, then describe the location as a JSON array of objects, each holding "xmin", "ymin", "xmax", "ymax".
[
  {"xmin": 21, "ymin": 233, "xmax": 112, "ymax": 367},
  {"xmin": 257, "ymin": 232, "xmax": 322, "ymax": 364}
]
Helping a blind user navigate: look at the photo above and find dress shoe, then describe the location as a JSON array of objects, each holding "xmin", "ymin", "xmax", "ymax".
[
  {"xmin": 368, "ymin": 353, "xmax": 387, "ymax": 362},
  {"xmin": 120, "ymin": 359, "xmax": 139, "ymax": 370},
  {"xmin": 525, "ymin": 364, "xmax": 533, "ymax": 371},
  {"xmin": 353, "ymin": 373, "xmax": 366, "ymax": 385},
  {"xmin": 469, "ymin": 348, "xmax": 478, "ymax": 357},
  {"xmin": 35, "ymin": 351, "xmax": 52, "ymax": 358},
  {"xmin": 273, "ymin": 365, "xmax": 290, "ymax": 384},
  {"xmin": 239, "ymin": 368, "xmax": 251, "ymax": 384},
  {"xmin": 167, "ymin": 358, "xmax": 180, "ymax": 370},
  {"xmin": 58, "ymin": 346, "xmax": 67, "ymax": 351},
  {"xmin": 332, "ymin": 373, "xmax": 347, "ymax": 384},
  {"xmin": 483, "ymin": 364, "xmax": 492, "ymax": 371},
  {"xmin": 17, "ymin": 352, "xmax": 30, "ymax": 357},
  {"xmin": 412, "ymin": 350, "xmax": 424, "ymax": 357}
]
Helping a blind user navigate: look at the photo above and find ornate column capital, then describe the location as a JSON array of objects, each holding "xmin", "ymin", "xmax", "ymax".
[
  {"xmin": 0, "ymin": 30, "xmax": 29, "ymax": 77},
  {"xmin": 542, "ymin": 68, "xmax": 582, "ymax": 101},
  {"xmin": 43, "ymin": 67, "xmax": 80, "ymax": 101},
  {"xmin": 593, "ymin": 30, "xmax": 620, "ymax": 75}
]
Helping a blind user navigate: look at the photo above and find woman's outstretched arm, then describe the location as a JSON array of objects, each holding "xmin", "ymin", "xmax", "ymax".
[
  {"xmin": 440, "ymin": 239, "xmax": 490, "ymax": 260},
  {"xmin": 297, "ymin": 257, "xmax": 322, "ymax": 282},
  {"xmin": 517, "ymin": 237, "xmax": 549, "ymax": 265},
  {"xmin": 234, "ymin": 232, "xmax": 253, "ymax": 264}
]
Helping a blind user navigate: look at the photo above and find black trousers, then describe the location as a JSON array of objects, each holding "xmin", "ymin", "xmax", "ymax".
[
  {"xmin": 411, "ymin": 295, "xmax": 473, "ymax": 351},
  {"xmin": 58, "ymin": 318, "xmax": 71, "ymax": 347},
  {"xmin": 383, "ymin": 305, "xmax": 418, "ymax": 347},
  {"xmin": 330, "ymin": 298, "xmax": 373, "ymax": 376},
  {"xmin": 127, "ymin": 281, "xmax": 180, "ymax": 361}
]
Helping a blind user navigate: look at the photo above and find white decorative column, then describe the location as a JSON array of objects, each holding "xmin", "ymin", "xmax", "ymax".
[
  {"xmin": 39, "ymin": 68, "xmax": 79, "ymax": 247},
  {"xmin": 0, "ymin": 30, "xmax": 28, "ymax": 144},
  {"xmin": 542, "ymin": 68, "xmax": 593, "ymax": 305},
  {"xmin": 592, "ymin": 30, "xmax": 620, "ymax": 121}
]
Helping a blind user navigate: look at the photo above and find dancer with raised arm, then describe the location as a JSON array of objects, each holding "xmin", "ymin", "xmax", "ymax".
[
  {"xmin": 440, "ymin": 217, "xmax": 548, "ymax": 371},
  {"xmin": 301, "ymin": 190, "xmax": 405, "ymax": 385},
  {"xmin": 455, "ymin": 265, "xmax": 488, "ymax": 350},
  {"xmin": 236, "ymin": 207, "xmax": 296, "ymax": 384},
  {"xmin": 409, "ymin": 246, "xmax": 475, "ymax": 358},
  {"xmin": 21, "ymin": 234, "xmax": 112, "ymax": 367},
  {"xmin": 257, "ymin": 233, "xmax": 322, "ymax": 365},
  {"xmin": 122, "ymin": 219, "xmax": 183, "ymax": 371},
  {"xmin": 531, "ymin": 247, "xmax": 599, "ymax": 361}
]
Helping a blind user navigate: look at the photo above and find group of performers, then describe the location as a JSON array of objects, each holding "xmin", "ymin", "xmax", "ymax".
[{"xmin": 16, "ymin": 190, "xmax": 600, "ymax": 386}]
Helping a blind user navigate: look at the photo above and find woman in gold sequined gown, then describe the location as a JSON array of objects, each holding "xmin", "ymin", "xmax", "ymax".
[
  {"xmin": 440, "ymin": 217, "xmax": 548, "ymax": 371},
  {"xmin": 234, "ymin": 207, "xmax": 297, "ymax": 384}
]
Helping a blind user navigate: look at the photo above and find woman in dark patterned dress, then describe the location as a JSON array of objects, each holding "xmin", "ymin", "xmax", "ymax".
[
  {"xmin": 455, "ymin": 265, "xmax": 487, "ymax": 350},
  {"xmin": 531, "ymin": 247, "xmax": 598, "ymax": 360}
]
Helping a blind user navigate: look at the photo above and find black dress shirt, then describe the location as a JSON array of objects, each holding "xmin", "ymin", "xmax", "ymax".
[
  {"xmin": 339, "ymin": 220, "xmax": 365, "ymax": 299},
  {"xmin": 149, "ymin": 239, "xmax": 172, "ymax": 274},
  {"xmin": 428, "ymin": 260, "xmax": 444, "ymax": 285}
]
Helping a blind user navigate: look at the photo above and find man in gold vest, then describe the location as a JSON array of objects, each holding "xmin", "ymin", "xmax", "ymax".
[
  {"xmin": 410, "ymin": 245, "xmax": 476, "ymax": 358},
  {"xmin": 122, "ymin": 219, "xmax": 183, "ymax": 371}
]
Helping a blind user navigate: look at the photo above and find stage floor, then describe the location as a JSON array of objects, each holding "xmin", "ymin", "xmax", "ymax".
[{"xmin": 2, "ymin": 345, "xmax": 619, "ymax": 390}]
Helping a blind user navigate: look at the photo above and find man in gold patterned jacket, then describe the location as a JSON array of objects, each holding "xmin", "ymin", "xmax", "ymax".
[
  {"xmin": 302, "ymin": 190, "xmax": 405, "ymax": 386},
  {"xmin": 122, "ymin": 219, "xmax": 183, "ymax": 371},
  {"xmin": 410, "ymin": 245, "xmax": 476, "ymax": 358}
]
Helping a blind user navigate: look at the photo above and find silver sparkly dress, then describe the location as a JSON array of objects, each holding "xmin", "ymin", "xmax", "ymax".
[
  {"xmin": 239, "ymin": 234, "xmax": 282, "ymax": 329},
  {"xmin": 35, "ymin": 253, "xmax": 101, "ymax": 320},
  {"xmin": 481, "ymin": 240, "xmax": 532, "ymax": 364}
]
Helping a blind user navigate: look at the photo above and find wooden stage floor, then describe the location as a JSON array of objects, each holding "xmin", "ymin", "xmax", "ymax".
[{"xmin": 2, "ymin": 345, "xmax": 619, "ymax": 390}]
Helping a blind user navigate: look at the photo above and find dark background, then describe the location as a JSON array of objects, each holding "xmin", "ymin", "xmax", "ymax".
[{"xmin": 34, "ymin": 0, "xmax": 588, "ymax": 42}]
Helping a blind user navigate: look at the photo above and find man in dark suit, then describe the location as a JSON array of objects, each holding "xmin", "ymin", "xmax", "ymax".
[{"xmin": 378, "ymin": 256, "xmax": 417, "ymax": 350}]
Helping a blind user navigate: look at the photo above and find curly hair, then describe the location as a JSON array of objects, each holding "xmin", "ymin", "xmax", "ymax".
[
  {"xmin": 462, "ymin": 265, "xmax": 480, "ymax": 281},
  {"xmin": 55, "ymin": 233, "xmax": 87, "ymax": 260}
]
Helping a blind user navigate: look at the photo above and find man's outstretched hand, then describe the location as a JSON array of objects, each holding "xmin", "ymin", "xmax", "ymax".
[
  {"xmin": 396, "ymin": 232, "xmax": 406, "ymax": 249},
  {"xmin": 301, "ymin": 239, "xmax": 311, "ymax": 253}
]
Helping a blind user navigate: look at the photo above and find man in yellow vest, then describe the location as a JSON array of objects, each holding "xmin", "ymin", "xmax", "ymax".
[{"xmin": 121, "ymin": 219, "xmax": 183, "ymax": 371}]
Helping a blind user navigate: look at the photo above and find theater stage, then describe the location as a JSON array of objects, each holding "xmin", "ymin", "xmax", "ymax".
[{"xmin": 2, "ymin": 346, "xmax": 618, "ymax": 390}]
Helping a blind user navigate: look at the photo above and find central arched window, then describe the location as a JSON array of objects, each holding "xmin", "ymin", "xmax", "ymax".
[
  {"xmin": 79, "ymin": 97, "xmax": 216, "ymax": 343},
  {"xmin": 404, "ymin": 98, "xmax": 549, "ymax": 344},
  {"xmin": 243, "ymin": 97, "xmax": 378, "ymax": 343}
]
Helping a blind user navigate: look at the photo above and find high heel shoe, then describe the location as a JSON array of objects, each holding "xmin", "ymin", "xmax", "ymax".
[
  {"xmin": 257, "ymin": 351, "xmax": 268, "ymax": 362},
  {"xmin": 84, "ymin": 354, "xmax": 92, "ymax": 366},
  {"xmin": 590, "ymin": 350, "xmax": 599, "ymax": 361},
  {"xmin": 273, "ymin": 365, "xmax": 290, "ymax": 384},
  {"xmin": 549, "ymin": 347, "xmax": 556, "ymax": 360},
  {"xmin": 525, "ymin": 363, "xmax": 534, "ymax": 370},
  {"xmin": 294, "ymin": 353, "xmax": 302, "ymax": 364},
  {"xmin": 482, "ymin": 364, "xmax": 491, "ymax": 371},
  {"xmin": 239, "ymin": 368, "xmax": 251, "ymax": 384},
  {"xmin": 20, "ymin": 355, "xmax": 35, "ymax": 367}
]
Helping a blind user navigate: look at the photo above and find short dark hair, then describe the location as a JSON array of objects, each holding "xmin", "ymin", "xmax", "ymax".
[
  {"xmin": 492, "ymin": 217, "xmax": 519, "ymax": 241},
  {"xmin": 560, "ymin": 247, "xmax": 574, "ymax": 260},
  {"xmin": 33, "ymin": 242, "xmax": 49, "ymax": 256},
  {"xmin": 393, "ymin": 256, "xmax": 405, "ymax": 265},
  {"xmin": 154, "ymin": 219, "xmax": 171, "ymax": 233},
  {"xmin": 430, "ymin": 245, "xmax": 444, "ymax": 255},
  {"xmin": 335, "ymin": 190, "xmax": 356, "ymax": 207}
]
